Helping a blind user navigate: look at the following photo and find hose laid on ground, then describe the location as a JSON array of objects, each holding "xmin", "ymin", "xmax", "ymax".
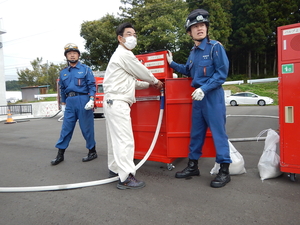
[
  {"xmin": 226, "ymin": 114, "xmax": 278, "ymax": 142},
  {"xmin": 226, "ymin": 114, "xmax": 278, "ymax": 119},
  {"xmin": 229, "ymin": 137, "xmax": 266, "ymax": 142},
  {"xmin": 0, "ymin": 89, "xmax": 165, "ymax": 193}
]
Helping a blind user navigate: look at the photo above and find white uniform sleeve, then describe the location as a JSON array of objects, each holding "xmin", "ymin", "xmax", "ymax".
[
  {"xmin": 135, "ymin": 80, "xmax": 150, "ymax": 90},
  {"xmin": 121, "ymin": 50, "xmax": 159, "ymax": 85}
]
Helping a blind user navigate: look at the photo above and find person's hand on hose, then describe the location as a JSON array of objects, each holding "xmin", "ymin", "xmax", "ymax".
[
  {"xmin": 84, "ymin": 98, "xmax": 94, "ymax": 110},
  {"xmin": 166, "ymin": 50, "xmax": 173, "ymax": 64},
  {"xmin": 192, "ymin": 88, "xmax": 205, "ymax": 101}
]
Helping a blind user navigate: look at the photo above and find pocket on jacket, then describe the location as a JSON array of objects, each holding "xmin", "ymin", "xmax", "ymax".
[{"xmin": 74, "ymin": 74, "xmax": 86, "ymax": 86}]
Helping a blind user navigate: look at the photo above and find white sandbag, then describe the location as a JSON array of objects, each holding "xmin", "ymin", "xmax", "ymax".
[
  {"xmin": 257, "ymin": 129, "xmax": 282, "ymax": 181},
  {"xmin": 210, "ymin": 140, "xmax": 246, "ymax": 175}
]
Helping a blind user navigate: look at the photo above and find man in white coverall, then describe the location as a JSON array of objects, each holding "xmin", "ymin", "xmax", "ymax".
[{"xmin": 103, "ymin": 22, "xmax": 163, "ymax": 190}]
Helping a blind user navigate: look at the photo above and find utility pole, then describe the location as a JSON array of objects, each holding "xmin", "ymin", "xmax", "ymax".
[{"xmin": 0, "ymin": 18, "xmax": 7, "ymax": 106}]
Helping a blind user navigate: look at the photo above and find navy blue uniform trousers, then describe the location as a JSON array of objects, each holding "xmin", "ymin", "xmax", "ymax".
[
  {"xmin": 55, "ymin": 94, "xmax": 95, "ymax": 150},
  {"xmin": 188, "ymin": 87, "xmax": 231, "ymax": 164}
]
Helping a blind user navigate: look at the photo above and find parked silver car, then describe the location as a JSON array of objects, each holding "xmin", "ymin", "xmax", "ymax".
[{"xmin": 226, "ymin": 92, "xmax": 274, "ymax": 106}]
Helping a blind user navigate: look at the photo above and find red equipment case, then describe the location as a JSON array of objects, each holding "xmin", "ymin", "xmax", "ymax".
[
  {"xmin": 136, "ymin": 50, "xmax": 173, "ymax": 79},
  {"xmin": 277, "ymin": 23, "xmax": 300, "ymax": 181},
  {"xmin": 131, "ymin": 50, "xmax": 216, "ymax": 168}
]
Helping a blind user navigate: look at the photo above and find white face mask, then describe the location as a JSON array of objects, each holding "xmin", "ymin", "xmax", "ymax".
[{"xmin": 123, "ymin": 36, "xmax": 137, "ymax": 50}]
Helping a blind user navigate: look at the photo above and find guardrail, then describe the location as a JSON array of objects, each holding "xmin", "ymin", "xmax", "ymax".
[
  {"xmin": 34, "ymin": 94, "xmax": 57, "ymax": 100},
  {"xmin": 223, "ymin": 77, "xmax": 278, "ymax": 85},
  {"xmin": 0, "ymin": 105, "xmax": 32, "ymax": 115},
  {"xmin": 223, "ymin": 80, "xmax": 244, "ymax": 85},
  {"xmin": 247, "ymin": 77, "xmax": 278, "ymax": 84}
]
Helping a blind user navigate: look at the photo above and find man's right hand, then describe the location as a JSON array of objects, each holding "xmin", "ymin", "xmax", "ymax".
[
  {"xmin": 61, "ymin": 104, "xmax": 66, "ymax": 112},
  {"xmin": 154, "ymin": 80, "xmax": 164, "ymax": 89}
]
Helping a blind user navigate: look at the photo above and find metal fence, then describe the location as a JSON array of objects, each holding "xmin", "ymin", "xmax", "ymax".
[{"xmin": 0, "ymin": 105, "xmax": 32, "ymax": 116}]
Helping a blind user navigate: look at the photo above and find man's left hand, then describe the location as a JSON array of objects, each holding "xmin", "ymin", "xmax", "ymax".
[
  {"xmin": 192, "ymin": 88, "xmax": 205, "ymax": 101},
  {"xmin": 84, "ymin": 99, "xmax": 94, "ymax": 110}
]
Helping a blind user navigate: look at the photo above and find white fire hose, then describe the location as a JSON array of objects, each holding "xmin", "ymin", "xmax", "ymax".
[
  {"xmin": 0, "ymin": 93, "xmax": 277, "ymax": 192},
  {"xmin": 0, "ymin": 89, "xmax": 165, "ymax": 193}
]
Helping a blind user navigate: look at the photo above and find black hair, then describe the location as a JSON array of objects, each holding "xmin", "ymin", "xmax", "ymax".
[{"xmin": 116, "ymin": 22, "xmax": 135, "ymax": 37}]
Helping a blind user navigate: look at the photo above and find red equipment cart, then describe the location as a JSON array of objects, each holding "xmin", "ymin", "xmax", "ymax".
[
  {"xmin": 277, "ymin": 23, "xmax": 300, "ymax": 181},
  {"xmin": 131, "ymin": 50, "xmax": 216, "ymax": 169}
]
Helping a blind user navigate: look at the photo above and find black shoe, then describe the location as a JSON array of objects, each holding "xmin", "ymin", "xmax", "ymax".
[
  {"xmin": 109, "ymin": 170, "xmax": 118, "ymax": 178},
  {"xmin": 175, "ymin": 159, "xmax": 200, "ymax": 178},
  {"xmin": 51, "ymin": 149, "xmax": 65, "ymax": 166},
  {"xmin": 117, "ymin": 174, "xmax": 145, "ymax": 190},
  {"xmin": 82, "ymin": 152, "xmax": 97, "ymax": 162},
  {"xmin": 210, "ymin": 163, "xmax": 231, "ymax": 188}
]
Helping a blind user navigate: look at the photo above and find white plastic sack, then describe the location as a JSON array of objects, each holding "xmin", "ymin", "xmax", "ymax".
[
  {"xmin": 257, "ymin": 129, "xmax": 282, "ymax": 181},
  {"xmin": 210, "ymin": 140, "xmax": 246, "ymax": 175}
]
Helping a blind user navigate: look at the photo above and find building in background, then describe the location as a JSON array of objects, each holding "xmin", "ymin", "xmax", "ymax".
[{"xmin": 21, "ymin": 85, "xmax": 49, "ymax": 102}]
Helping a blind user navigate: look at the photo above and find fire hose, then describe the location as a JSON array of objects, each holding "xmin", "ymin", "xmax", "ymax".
[{"xmin": 0, "ymin": 89, "xmax": 165, "ymax": 193}]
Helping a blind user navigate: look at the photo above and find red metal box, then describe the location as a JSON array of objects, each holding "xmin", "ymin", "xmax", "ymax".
[
  {"xmin": 131, "ymin": 78, "xmax": 216, "ymax": 165},
  {"xmin": 135, "ymin": 50, "xmax": 173, "ymax": 79}
]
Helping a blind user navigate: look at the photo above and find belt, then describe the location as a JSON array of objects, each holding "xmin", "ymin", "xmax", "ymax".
[{"xmin": 67, "ymin": 92, "xmax": 88, "ymax": 97}]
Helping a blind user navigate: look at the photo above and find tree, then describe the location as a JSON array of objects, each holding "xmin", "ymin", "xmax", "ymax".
[
  {"xmin": 5, "ymin": 80, "xmax": 24, "ymax": 91},
  {"xmin": 77, "ymin": 0, "xmax": 300, "ymax": 79},
  {"xmin": 229, "ymin": 0, "xmax": 299, "ymax": 79},
  {"xmin": 17, "ymin": 58, "xmax": 65, "ymax": 91},
  {"xmin": 80, "ymin": 14, "xmax": 123, "ymax": 70},
  {"xmin": 79, "ymin": 1, "xmax": 190, "ymax": 66},
  {"xmin": 79, "ymin": 0, "xmax": 234, "ymax": 68},
  {"xmin": 231, "ymin": 0, "xmax": 271, "ymax": 79},
  {"xmin": 120, "ymin": 0, "xmax": 190, "ymax": 63},
  {"xmin": 17, "ymin": 68, "xmax": 37, "ymax": 86},
  {"xmin": 267, "ymin": 0, "xmax": 300, "ymax": 76}
]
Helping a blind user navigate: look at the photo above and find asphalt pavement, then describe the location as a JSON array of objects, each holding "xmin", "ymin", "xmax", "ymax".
[{"xmin": 0, "ymin": 105, "xmax": 299, "ymax": 225}]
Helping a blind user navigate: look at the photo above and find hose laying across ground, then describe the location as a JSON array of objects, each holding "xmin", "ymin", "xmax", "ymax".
[{"xmin": 0, "ymin": 89, "xmax": 165, "ymax": 193}]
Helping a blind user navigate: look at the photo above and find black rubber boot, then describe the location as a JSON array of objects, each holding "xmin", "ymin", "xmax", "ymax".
[
  {"xmin": 51, "ymin": 149, "xmax": 65, "ymax": 165},
  {"xmin": 175, "ymin": 159, "xmax": 200, "ymax": 178},
  {"xmin": 82, "ymin": 146, "xmax": 97, "ymax": 162},
  {"xmin": 210, "ymin": 163, "xmax": 231, "ymax": 188}
]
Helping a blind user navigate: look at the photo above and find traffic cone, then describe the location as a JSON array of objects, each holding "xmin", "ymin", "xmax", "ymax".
[{"xmin": 5, "ymin": 109, "xmax": 16, "ymax": 124}]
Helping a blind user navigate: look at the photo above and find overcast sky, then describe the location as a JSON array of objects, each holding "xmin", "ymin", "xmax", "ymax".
[{"xmin": 0, "ymin": 0, "xmax": 122, "ymax": 81}]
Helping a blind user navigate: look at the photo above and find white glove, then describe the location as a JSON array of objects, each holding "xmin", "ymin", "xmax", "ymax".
[
  {"xmin": 61, "ymin": 104, "xmax": 66, "ymax": 112},
  {"xmin": 84, "ymin": 99, "xmax": 94, "ymax": 110},
  {"xmin": 192, "ymin": 88, "xmax": 205, "ymax": 101},
  {"xmin": 166, "ymin": 50, "xmax": 173, "ymax": 64}
]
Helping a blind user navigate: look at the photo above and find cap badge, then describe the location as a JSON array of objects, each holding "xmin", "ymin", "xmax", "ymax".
[{"xmin": 196, "ymin": 15, "xmax": 204, "ymax": 21}]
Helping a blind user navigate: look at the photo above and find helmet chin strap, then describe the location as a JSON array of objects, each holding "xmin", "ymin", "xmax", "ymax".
[
  {"xmin": 193, "ymin": 38, "xmax": 205, "ymax": 42},
  {"xmin": 67, "ymin": 59, "xmax": 79, "ymax": 64}
]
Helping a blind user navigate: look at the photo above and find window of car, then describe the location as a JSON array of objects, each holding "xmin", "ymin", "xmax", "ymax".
[
  {"xmin": 97, "ymin": 84, "xmax": 104, "ymax": 93},
  {"xmin": 249, "ymin": 93, "xmax": 258, "ymax": 97},
  {"xmin": 234, "ymin": 93, "xmax": 246, "ymax": 97}
]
